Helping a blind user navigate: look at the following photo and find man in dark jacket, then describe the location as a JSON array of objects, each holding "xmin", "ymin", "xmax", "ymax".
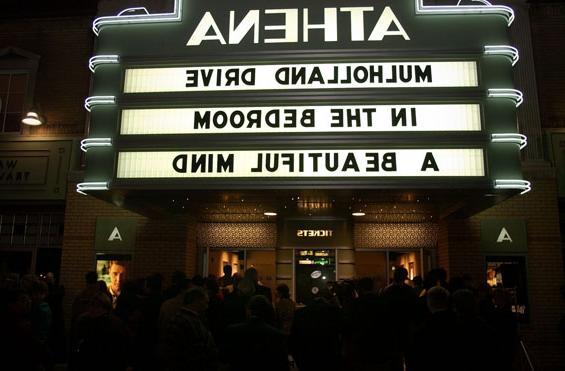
[
  {"xmin": 289, "ymin": 296, "xmax": 343, "ymax": 371},
  {"xmin": 222, "ymin": 295, "xmax": 288, "ymax": 371},
  {"xmin": 158, "ymin": 287, "xmax": 218, "ymax": 371},
  {"xmin": 244, "ymin": 267, "xmax": 272, "ymax": 303}
]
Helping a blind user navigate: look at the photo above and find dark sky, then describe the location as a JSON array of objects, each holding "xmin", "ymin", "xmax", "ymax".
[{"xmin": 0, "ymin": 0, "xmax": 99, "ymax": 18}]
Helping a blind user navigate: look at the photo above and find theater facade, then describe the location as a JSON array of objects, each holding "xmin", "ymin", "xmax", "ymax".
[
  {"xmin": 1, "ymin": 0, "xmax": 564, "ymax": 369},
  {"xmin": 80, "ymin": 0, "xmax": 530, "ymax": 302}
]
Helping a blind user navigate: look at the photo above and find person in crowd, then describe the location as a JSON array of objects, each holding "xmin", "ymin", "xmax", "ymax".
[
  {"xmin": 486, "ymin": 288, "xmax": 519, "ymax": 371},
  {"xmin": 451, "ymin": 289, "xmax": 499, "ymax": 371},
  {"xmin": 218, "ymin": 265, "xmax": 234, "ymax": 292},
  {"xmin": 107, "ymin": 260, "xmax": 127, "ymax": 308},
  {"xmin": 408, "ymin": 286, "xmax": 457, "ymax": 371},
  {"xmin": 244, "ymin": 267, "xmax": 272, "ymax": 302},
  {"xmin": 412, "ymin": 275, "xmax": 424, "ymax": 297},
  {"xmin": 381, "ymin": 267, "xmax": 419, "ymax": 371},
  {"xmin": 204, "ymin": 277, "xmax": 225, "ymax": 343},
  {"xmin": 114, "ymin": 279, "xmax": 150, "ymax": 371},
  {"xmin": 69, "ymin": 292, "xmax": 132, "ymax": 371},
  {"xmin": 222, "ymin": 277, "xmax": 256, "ymax": 328},
  {"xmin": 72, "ymin": 271, "xmax": 99, "ymax": 325},
  {"xmin": 158, "ymin": 287, "xmax": 218, "ymax": 371},
  {"xmin": 222, "ymin": 295, "xmax": 289, "ymax": 371},
  {"xmin": 29, "ymin": 279, "xmax": 53, "ymax": 348},
  {"xmin": 44, "ymin": 272, "xmax": 66, "ymax": 363},
  {"xmin": 274, "ymin": 283, "xmax": 296, "ymax": 334},
  {"xmin": 345, "ymin": 277, "xmax": 395, "ymax": 371},
  {"xmin": 159, "ymin": 276, "xmax": 191, "ymax": 333},
  {"xmin": 289, "ymin": 294, "xmax": 343, "ymax": 371},
  {"xmin": 163, "ymin": 270, "xmax": 187, "ymax": 301},
  {"xmin": 192, "ymin": 274, "xmax": 206, "ymax": 288},
  {"xmin": 477, "ymin": 283, "xmax": 495, "ymax": 320},
  {"xmin": 0, "ymin": 288, "xmax": 48, "ymax": 371},
  {"xmin": 448, "ymin": 276, "xmax": 467, "ymax": 293},
  {"xmin": 141, "ymin": 273, "xmax": 165, "ymax": 341},
  {"xmin": 558, "ymin": 284, "xmax": 565, "ymax": 342}
]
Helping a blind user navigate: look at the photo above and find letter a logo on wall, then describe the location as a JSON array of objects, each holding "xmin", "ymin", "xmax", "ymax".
[
  {"xmin": 108, "ymin": 226, "xmax": 123, "ymax": 242},
  {"xmin": 496, "ymin": 227, "xmax": 513, "ymax": 243}
]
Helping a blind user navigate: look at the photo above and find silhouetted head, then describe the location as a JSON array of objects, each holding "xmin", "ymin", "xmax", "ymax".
[
  {"xmin": 244, "ymin": 267, "xmax": 259, "ymax": 284},
  {"xmin": 171, "ymin": 271, "xmax": 187, "ymax": 286},
  {"xmin": 393, "ymin": 267, "xmax": 408, "ymax": 284},
  {"xmin": 276, "ymin": 283, "xmax": 290, "ymax": 299},
  {"xmin": 427, "ymin": 286, "xmax": 450, "ymax": 313},
  {"xmin": 146, "ymin": 273, "xmax": 162, "ymax": 293},
  {"xmin": 205, "ymin": 277, "xmax": 219, "ymax": 295},
  {"xmin": 89, "ymin": 292, "xmax": 112, "ymax": 312},
  {"xmin": 237, "ymin": 278, "xmax": 256, "ymax": 297},
  {"xmin": 183, "ymin": 287, "xmax": 209, "ymax": 315},
  {"xmin": 452, "ymin": 289, "xmax": 476, "ymax": 317},
  {"xmin": 247, "ymin": 295, "xmax": 275, "ymax": 322},
  {"xmin": 223, "ymin": 265, "xmax": 232, "ymax": 277},
  {"xmin": 85, "ymin": 271, "xmax": 98, "ymax": 285},
  {"xmin": 191, "ymin": 274, "xmax": 204, "ymax": 287},
  {"xmin": 357, "ymin": 277, "xmax": 374, "ymax": 295}
]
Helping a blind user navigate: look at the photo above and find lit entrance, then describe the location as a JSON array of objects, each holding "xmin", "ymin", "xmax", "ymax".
[{"xmin": 206, "ymin": 248, "xmax": 276, "ymax": 292}]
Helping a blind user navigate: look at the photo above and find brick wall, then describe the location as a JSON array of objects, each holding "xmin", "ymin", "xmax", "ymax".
[
  {"xmin": 61, "ymin": 174, "xmax": 199, "ymax": 327},
  {"xmin": 0, "ymin": 16, "xmax": 93, "ymax": 137},
  {"xmin": 438, "ymin": 162, "xmax": 565, "ymax": 370},
  {"xmin": 530, "ymin": 2, "xmax": 565, "ymax": 128}
]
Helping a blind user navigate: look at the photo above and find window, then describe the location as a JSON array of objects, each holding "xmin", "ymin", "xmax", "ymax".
[
  {"xmin": 0, "ymin": 72, "xmax": 28, "ymax": 133},
  {"xmin": 0, "ymin": 211, "xmax": 64, "ymax": 281},
  {"xmin": 0, "ymin": 47, "xmax": 39, "ymax": 135}
]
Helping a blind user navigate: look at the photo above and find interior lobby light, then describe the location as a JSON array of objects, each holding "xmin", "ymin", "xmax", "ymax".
[
  {"xmin": 264, "ymin": 211, "xmax": 277, "ymax": 216},
  {"xmin": 22, "ymin": 111, "xmax": 44, "ymax": 126},
  {"xmin": 352, "ymin": 212, "xmax": 366, "ymax": 216}
]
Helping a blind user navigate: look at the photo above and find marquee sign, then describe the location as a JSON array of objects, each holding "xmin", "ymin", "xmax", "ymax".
[
  {"xmin": 123, "ymin": 61, "xmax": 477, "ymax": 93},
  {"xmin": 117, "ymin": 149, "xmax": 484, "ymax": 178},
  {"xmin": 80, "ymin": 0, "xmax": 527, "ymax": 194},
  {"xmin": 120, "ymin": 104, "xmax": 481, "ymax": 135}
]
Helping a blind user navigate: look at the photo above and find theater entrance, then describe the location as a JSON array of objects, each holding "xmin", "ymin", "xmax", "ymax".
[{"xmin": 205, "ymin": 248, "xmax": 276, "ymax": 293}]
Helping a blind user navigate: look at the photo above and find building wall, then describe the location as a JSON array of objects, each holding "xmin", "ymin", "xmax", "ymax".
[
  {"xmin": 61, "ymin": 175, "xmax": 199, "ymax": 326},
  {"xmin": 0, "ymin": 15, "xmax": 93, "ymax": 137},
  {"xmin": 530, "ymin": 2, "xmax": 565, "ymax": 129},
  {"xmin": 438, "ymin": 162, "xmax": 565, "ymax": 370}
]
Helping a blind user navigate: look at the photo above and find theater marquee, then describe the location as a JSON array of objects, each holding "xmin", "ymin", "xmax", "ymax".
[
  {"xmin": 80, "ymin": 0, "xmax": 527, "ymax": 194},
  {"xmin": 123, "ymin": 61, "xmax": 477, "ymax": 93},
  {"xmin": 117, "ymin": 149, "xmax": 484, "ymax": 178},
  {"xmin": 120, "ymin": 104, "xmax": 481, "ymax": 135}
]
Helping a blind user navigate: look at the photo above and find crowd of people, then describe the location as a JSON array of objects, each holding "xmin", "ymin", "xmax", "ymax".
[{"xmin": 0, "ymin": 265, "xmax": 521, "ymax": 371}]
